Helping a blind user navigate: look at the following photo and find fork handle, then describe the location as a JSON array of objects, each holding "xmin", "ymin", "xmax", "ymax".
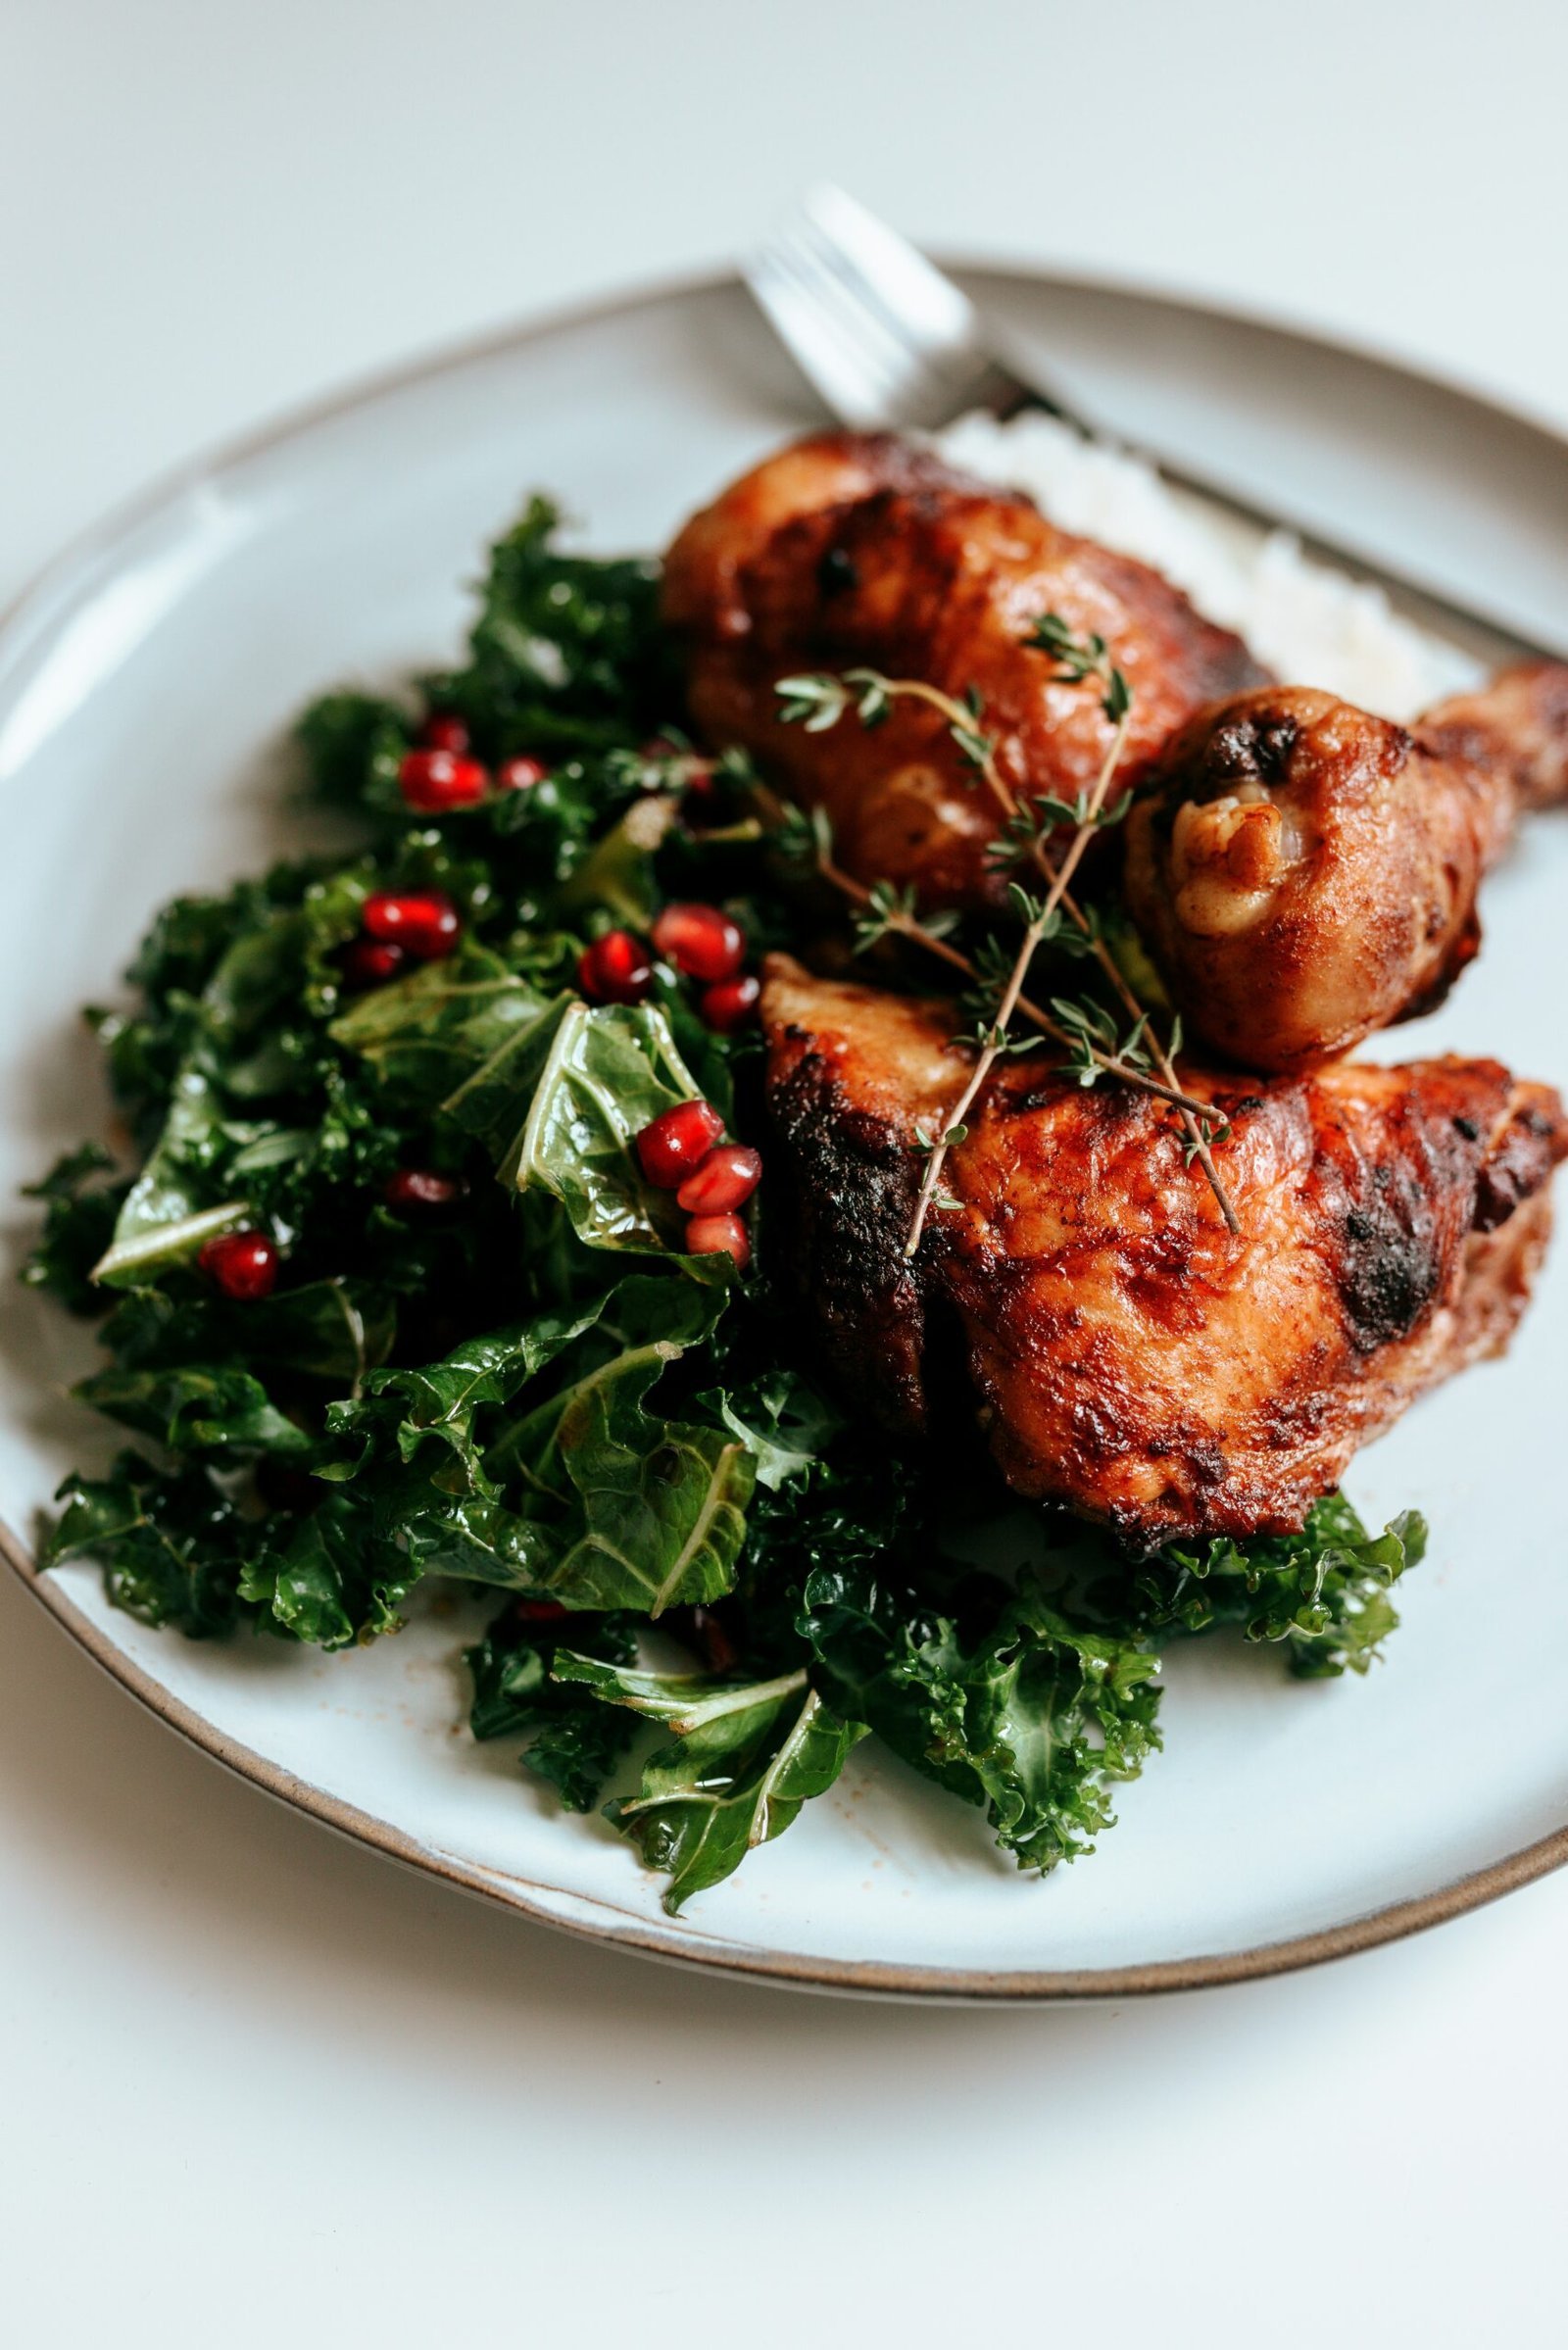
[{"xmin": 993, "ymin": 377, "xmax": 1566, "ymax": 670}]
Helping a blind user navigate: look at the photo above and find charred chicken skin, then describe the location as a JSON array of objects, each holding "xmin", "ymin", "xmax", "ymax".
[
  {"xmin": 762, "ymin": 958, "xmax": 1566, "ymax": 1545},
  {"xmin": 1124, "ymin": 663, "xmax": 1568, "ymax": 1073},
  {"xmin": 662, "ymin": 431, "xmax": 1267, "ymax": 909}
]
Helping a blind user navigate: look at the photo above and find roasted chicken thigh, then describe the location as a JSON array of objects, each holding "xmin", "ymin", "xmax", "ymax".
[
  {"xmin": 1124, "ymin": 663, "xmax": 1568, "ymax": 1072},
  {"xmin": 662, "ymin": 431, "xmax": 1266, "ymax": 909},
  {"xmin": 762, "ymin": 958, "xmax": 1566, "ymax": 1545}
]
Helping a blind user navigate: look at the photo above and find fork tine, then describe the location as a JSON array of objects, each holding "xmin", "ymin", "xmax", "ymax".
[
  {"xmin": 791, "ymin": 214, "xmax": 1027, "ymax": 420},
  {"xmin": 750, "ymin": 237, "xmax": 915, "ymax": 422},
  {"xmin": 747, "ymin": 183, "xmax": 1036, "ymax": 430},
  {"xmin": 749, "ymin": 234, "xmax": 922, "ymax": 427},
  {"xmin": 792, "ymin": 184, "xmax": 977, "ymax": 357}
]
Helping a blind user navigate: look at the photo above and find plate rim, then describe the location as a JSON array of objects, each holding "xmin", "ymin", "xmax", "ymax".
[{"xmin": 6, "ymin": 261, "xmax": 1568, "ymax": 2002}]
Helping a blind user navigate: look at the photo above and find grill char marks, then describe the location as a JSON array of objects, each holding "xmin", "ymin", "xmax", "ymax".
[
  {"xmin": 1192, "ymin": 710, "xmax": 1302, "ymax": 798},
  {"xmin": 766, "ymin": 1027, "xmax": 928, "ymax": 1436},
  {"xmin": 760, "ymin": 958, "xmax": 1568, "ymax": 1544}
]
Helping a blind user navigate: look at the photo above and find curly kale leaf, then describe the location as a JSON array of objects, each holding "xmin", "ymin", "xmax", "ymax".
[
  {"xmin": 320, "ymin": 1271, "xmax": 753, "ymax": 1615},
  {"xmin": 233, "ymin": 1488, "xmax": 423, "ymax": 1648},
  {"xmin": 554, "ymin": 1652, "xmax": 863, "ymax": 1911},
  {"xmin": 91, "ymin": 873, "xmax": 369, "ymax": 1287},
  {"xmin": 467, "ymin": 1603, "xmax": 640, "ymax": 1812},
  {"xmin": 20, "ymin": 1146, "xmax": 128, "ymax": 1316},
  {"xmin": 295, "ymin": 692, "xmax": 414, "ymax": 819},
  {"xmin": 43, "ymin": 1453, "xmax": 264, "ymax": 1640},
  {"xmin": 708, "ymin": 1368, "xmax": 845, "ymax": 1493},
  {"xmin": 73, "ymin": 1363, "xmax": 313, "ymax": 1457},
  {"xmin": 41, "ymin": 1448, "xmax": 423, "ymax": 1652},
  {"xmin": 1131, "ymin": 1493, "xmax": 1428, "ymax": 1677},
  {"xmin": 799, "ymin": 1564, "xmax": 1162, "ymax": 1873},
  {"xmin": 98, "ymin": 1277, "xmax": 396, "ymax": 1391},
  {"xmin": 429, "ymin": 495, "xmax": 677, "ymax": 759}
]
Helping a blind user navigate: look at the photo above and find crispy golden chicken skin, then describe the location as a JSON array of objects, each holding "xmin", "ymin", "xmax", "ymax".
[
  {"xmin": 1123, "ymin": 664, "xmax": 1568, "ymax": 1073},
  {"xmin": 662, "ymin": 432, "xmax": 1267, "ymax": 909},
  {"xmin": 761, "ymin": 957, "xmax": 1566, "ymax": 1544}
]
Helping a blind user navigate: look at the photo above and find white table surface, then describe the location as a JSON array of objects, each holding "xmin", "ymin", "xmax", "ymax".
[{"xmin": 4, "ymin": 4, "xmax": 1566, "ymax": 2341}]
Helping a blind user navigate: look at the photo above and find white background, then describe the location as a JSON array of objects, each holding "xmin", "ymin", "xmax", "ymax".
[{"xmin": 4, "ymin": 4, "xmax": 1567, "ymax": 2342}]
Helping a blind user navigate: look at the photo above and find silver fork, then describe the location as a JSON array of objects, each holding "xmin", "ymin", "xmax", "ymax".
[{"xmin": 746, "ymin": 183, "xmax": 1563, "ymax": 669}]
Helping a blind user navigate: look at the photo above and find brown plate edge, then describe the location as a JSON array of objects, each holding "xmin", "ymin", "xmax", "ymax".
[{"xmin": 11, "ymin": 1517, "xmax": 1568, "ymax": 2003}]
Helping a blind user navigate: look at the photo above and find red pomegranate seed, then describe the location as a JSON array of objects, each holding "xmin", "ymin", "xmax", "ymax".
[
  {"xmin": 419, "ymin": 710, "xmax": 470, "ymax": 756},
  {"xmin": 577, "ymin": 930, "xmax": 653, "ymax": 1004},
  {"xmin": 700, "ymin": 972, "xmax": 760, "ymax": 1033},
  {"xmin": 362, "ymin": 892, "xmax": 462, "ymax": 959},
  {"xmin": 199, "ymin": 1229, "xmax": 278, "ymax": 1301},
  {"xmin": 635, "ymin": 1100, "xmax": 725, "ymax": 1189},
  {"xmin": 684, "ymin": 1211, "xmax": 751, "ymax": 1270},
  {"xmin": 397, "ymin": 747, "xmax": 489, "ymax": 813},
  {"xmin": 675, "ymin": 1144, "xmax": 761, "ymax": 1215},
  {"xmin": 341, "ymin": 938, "xmax": 408, "ymax": 988},
  {"xmin": 384, "ymin": 1168, "xmax": 466, "ymax": 1210},
  {"xmin": 497, "ymin": 755, "xmax": 550, "ymax": 793},
  {"xmin": 652, "ymin": 902, "xmax": 745, "ymax": 982}
]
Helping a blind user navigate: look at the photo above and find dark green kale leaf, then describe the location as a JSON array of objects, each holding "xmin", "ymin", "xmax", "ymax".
[
  {"xmin": 94, "ymin": 858, "xmax": 350, "ymax": 1140},
  {"xmin": 327, "ymin": 940, "xmax": 551, "ymax": 1106},
  {"xmin": 20, "ymin": 1146, "xmax": 128, "ymax": 1316},
  {"xmin": 43, "ymin": 1452, "xmax": 263, "ymax": 1639},
  {"xmin": 708, "ymin": 1368, "xmax": 845, "ymax": 1493},
  {"xmin": 493, "ymin": 1323, "xmax": 753, "ymax": 1612},
  {"xmin": 43, "ymin": 1447, "xmax": 427, "ymax": 1652},
  {"xmin": 799, "ymin": 1564, "xmax": 1162, "ymax": 1873},
  {"xmin": 724, "ymin": 1399, "xmax": 920, "ymax": 1665},
  {"xmin": 1130, "ymin": 1493, "xmax": 1428, "ymax": 1678},
  {"xmin": 428, "ymin": 496, "xmax": 676, "ymax": 760},
  {"xmin": 100, "ymin": 1277, "xmax": 396, "ymax": 1390},
  {"xmin": 480, "ymin": 998, "xmax": 714, "ymax": 1257},
  {"xmin": 554, "ymin": 1651, "xmax": 864, "ymax": 1911},
  {"xmin": 234, "ymin": 1487, "xmax": 422, "ymax": 1648},
  {"xmin": 92, "ymin": 873, "xmax": 369, "ymax": 1286},
  {"xmin": 467, "ymin": 1602, "xmax": 640, "ymax": 1812},
  {"xmin": 295, "ymin": 692, "xmax": 413, "ymax": 819},
  {"xmin": 320, "ymin": 1288, "xmax": 627, "ymax": 1491},
  {"xmin": 319, "ymin": 1271, "xmax": 753, "ymax": 1615},
  {"xmin": 74, "ymin": 1362, "xmax": 313, "ymax": 1456}
]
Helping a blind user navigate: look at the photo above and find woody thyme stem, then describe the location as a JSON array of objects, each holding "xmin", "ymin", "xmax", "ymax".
[
  {"xmin": 839, "ymin": 676, "xmax": 1238, "ymax": 1239},
  {"xmin": 903, "ymin": 905, "xmax": 1053, "ymax": 1257},
  {"xmin": 767, "ymin": 661, "xmax": 1241, "ymax": 1236},
  {"xmin": 813, "ymin": 849, "xmax": 1214, "ymax": 1121}
]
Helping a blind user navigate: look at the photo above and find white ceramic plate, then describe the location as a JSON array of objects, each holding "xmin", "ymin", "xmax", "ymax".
[{"xmin": 4, "ymin": 268, "xmax": 1568, "ymax": 2001}]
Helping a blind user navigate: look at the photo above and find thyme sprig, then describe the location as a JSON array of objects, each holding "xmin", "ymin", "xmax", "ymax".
[
  {"xmin": 1029, "ymin": 612, "xmax": 1133, "ymax": 723},
  {"xmin": 775, "ymin": 669, "xmax": 1002, "ymax": 789},
  {"xmin": 771, "ymin": 632, "xmax": 1241, "ymax": 1238},
  {"xmin": 903, "ymin": 885, "xmax": 1057, "ymax": 1257},
  {"xmin": 766, "ymin": 801, "xmax": 1219, "ymax": 1124},
  {"xmin": 1013, "ymin": 621, "xmax": 1237, "ymax": 1231}
]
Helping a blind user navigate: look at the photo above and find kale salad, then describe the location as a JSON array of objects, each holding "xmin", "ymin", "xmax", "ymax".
[{"xmin": 24, "ymin": 497, "xmax": 1425, "ymax": 1914}]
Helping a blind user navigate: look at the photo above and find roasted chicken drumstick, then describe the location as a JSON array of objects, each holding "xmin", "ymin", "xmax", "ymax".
[
  {"xmin": 1124, "ymin": 663, "xmax": 1568, "ymax": 1072},
  {"xmin": 663, "ymin": 430, "xmax": 1266, "ymax": 909},
  {"xmin": 762, "ymin": 959, "xmax": 1566, "ymax": 1545}
]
